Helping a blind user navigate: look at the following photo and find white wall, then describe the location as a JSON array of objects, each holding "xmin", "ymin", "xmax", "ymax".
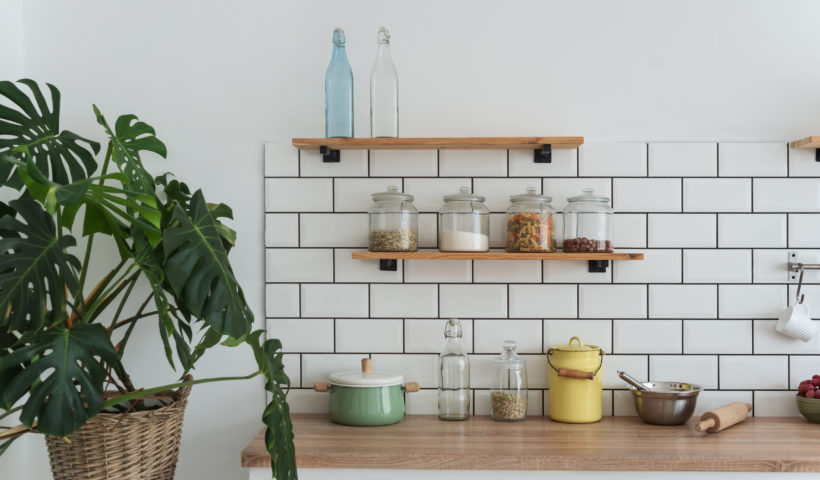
[
  {"xmin": 8, "ymin": 1, "xmax": 820, "ymax": 479},
  {"xmin": 0, "ymin": 2, "xmax": 30, "ymax": 478}
]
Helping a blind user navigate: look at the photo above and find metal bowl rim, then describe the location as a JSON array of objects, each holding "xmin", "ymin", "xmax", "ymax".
[{"xmin": 629, "ymin": 381, "xmax": 703, "ymax": 398}]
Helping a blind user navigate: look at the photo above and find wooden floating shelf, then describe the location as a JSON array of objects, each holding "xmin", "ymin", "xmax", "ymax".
[
  {"xmin": 352, "ymin": 251, "xmax": 643, "ymax": 261},
  {"xmin": 292, "ymin": 136, "xmax": 584, "ymax": 150},
  {"xmin": 790, "ymin": 137, "xmax": 820, "ymax": 161},
  {"xmin": 352, "ymin": 251, "xmax": 643, "ymax": 273},
  {"xmin": 242, "ymin": 414, "xmax": 820, "ymax": 472},
  {"xmin": 790, "ymin": 136, "xmax": 820, "ymax": 149}
]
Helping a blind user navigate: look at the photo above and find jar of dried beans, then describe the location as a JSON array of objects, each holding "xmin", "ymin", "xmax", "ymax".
[
  {"xmin": 562, "ymin": 188, "xmax": 613, "ymax": 253},
  {"xmin": 491, "ymin": 341, "xmax": 528, "ymax": 422},
  {"xmin": 368, "ymin": 186, "xmax": 418, "ymax": 252},
  {"xmin": 506, "ymin": 187, "xmax": 556, "ymax": 252}
]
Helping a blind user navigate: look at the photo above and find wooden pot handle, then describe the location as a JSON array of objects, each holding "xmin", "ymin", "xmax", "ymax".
[
  {"xmin": 404, "ymin": 382, "xmax": 420, "ymax": 393},
  {"xmin": 313, "ymin": 382, "xmax": 329, "ymax": 392},
  {"xmin": 558, "ymin": 368, "xmax": 594, "ymax": 380}
]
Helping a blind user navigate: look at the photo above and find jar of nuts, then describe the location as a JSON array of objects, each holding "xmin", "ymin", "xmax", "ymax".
[
  {"xmin": 562, "ymin": 188, "xmax": 614, "ymax": 253},
  {"xmin": 490, "ymin": 341, "xmax": 528, "ymax": 422},
  {"xmin": 506, "ymin": 187, "xmax": 556, "ymax": 253},
  {"xmin": 368, "ymin": 186, "xmax": 418, "ymax": 252}
]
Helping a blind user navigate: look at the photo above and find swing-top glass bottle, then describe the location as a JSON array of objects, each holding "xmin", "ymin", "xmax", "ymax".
[
  {"xmin": 438, "ymin": 318, "xmax": 470, "ymax": 420},
  {"xmin": 370, "ymin": 26, "xmax": 398, "ymax": 137},
  {"xmin": 325, "ymin": 27, "xmax": 354, "ymax": 138}
]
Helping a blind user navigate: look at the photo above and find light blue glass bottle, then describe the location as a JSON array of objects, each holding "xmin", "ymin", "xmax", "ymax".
[{"xmin": 325, "ymin": 28, "xmax": 354, "ymax": 138}]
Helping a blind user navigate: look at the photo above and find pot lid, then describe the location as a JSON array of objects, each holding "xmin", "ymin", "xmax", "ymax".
[
  {"xmin": 550, "ymin": 336, "xmax": 601, "ymax": 353},
  {"xmin": 509, "ymin": 186, "xmax": 552, "ymax": 204},
  {"xmin": 328, "ymin": 358, "xmax": 405, "ymax": 387},
  {"xmin": 372, "ymin": 185, "xmax": 414, "ymax": 202},
  {"xmin": 443, "ymin": 186, "xmax": 485, "ymax": 203}
]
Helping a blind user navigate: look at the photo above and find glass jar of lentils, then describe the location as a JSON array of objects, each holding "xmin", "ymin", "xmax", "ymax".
[
  {"xmin": 368, "ymin": 186, "xmax": 418, "ymax": 252},
  {"xmin": 506, "ymin": 187, "xmax": 556, "ymax": 252},
  {"xmin": 491, "ymin": 340, "xmax": 528, "ymax": 422},
  {"xmin": 562, "ymin": 188, "xmax": 614, "ymax": 253}
]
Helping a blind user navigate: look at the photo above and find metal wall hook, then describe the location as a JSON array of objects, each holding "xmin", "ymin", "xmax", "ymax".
[{"xmin": 796, "ymin": 269, "xmax": 805, "ymax": 304}]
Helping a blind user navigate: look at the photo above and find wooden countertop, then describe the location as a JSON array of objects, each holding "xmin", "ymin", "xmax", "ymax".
[{"xmin": 241, "ymin": 414, "xmax": 820, "ymax": 472}]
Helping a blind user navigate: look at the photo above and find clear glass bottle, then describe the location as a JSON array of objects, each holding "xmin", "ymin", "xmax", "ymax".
[
  {"xmin": 562, "ymin": 188, "xmax": 614, "ymax": 253},
  {"xmin": 438, "ymin": 187, "xmax": 490, "ymax": 252},
  {"xmin": 370, "ymin": 26, "xmax": 398, "ymax": 138},
  {"xmin": 438, "ymin": 318, "xmax": 470, "ymax": 421},
  {"xmin": 506, "ymin": 187, "xmax": 556, "ymax": 253},
  {"xmin": 491, "ymin": 341, "xmax": 528, "ymax": 422},
  {"xmin": 368, "ymin": 186, "xmax": 418, "ymax": 252},
  {"xmin": 325, "ymin": 27, "xmax": 353, "ymax": 138}
]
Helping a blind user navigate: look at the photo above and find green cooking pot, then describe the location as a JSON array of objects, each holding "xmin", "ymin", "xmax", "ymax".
[{"xmin": 314, "ymin": 358, "xmax": 420, "ymax": 426}]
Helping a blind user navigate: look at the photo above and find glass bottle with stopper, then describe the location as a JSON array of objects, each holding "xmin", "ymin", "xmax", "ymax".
[
  {"xmin": 370, "ymin": 26, "xmax": 398, "ymax": 138},
  {"xmin": 438, "ymin": 318, "xmax": 470, "ymax": 420},
  {"xmin": 325, "ymin": 27, "xmax": 354, "ymax": 138}
]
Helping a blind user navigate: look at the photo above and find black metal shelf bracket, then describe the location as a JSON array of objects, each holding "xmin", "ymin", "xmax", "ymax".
[
  {"xmin": 534, "ymin": 144, "xmax": 552, "ymax": 163},
  {"xmin": 320, "ymin": 146, "xmax": 341, "ymax": 163},
  {"xmin": 815, "ymin": 149, "xmax": 820, "ymax": 162},
  {"xmin": 379, "ymin": 259, "xmax": 398, "ymax": 271},
  {"xmin": 588, "ymin": 260, "xmax": 609, "ymax": 273}
]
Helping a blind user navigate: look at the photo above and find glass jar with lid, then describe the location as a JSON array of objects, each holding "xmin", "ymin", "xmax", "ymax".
[
  {"xmin": 368, "ymin": 186, "xmax": 418, "ymax": 252},
  {"xmin": 438, "ymin": 187, "xmax": 489, "ymax": 252},
  {"xmin": 562, "ymin": 188, "xmax": 613, "ymax": 253},
  {"xmin": 491, "ymin": 340, "xmax": 528, "ymax": 422},
  {"xmin": 506, "ymin": 187, "xmax": 556, "ymax": 253}
]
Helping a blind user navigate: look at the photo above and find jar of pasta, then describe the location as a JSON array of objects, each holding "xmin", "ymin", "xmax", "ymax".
[{"xmin": 506, "ymin": 187, "xmax": 556, "ymax": 252}]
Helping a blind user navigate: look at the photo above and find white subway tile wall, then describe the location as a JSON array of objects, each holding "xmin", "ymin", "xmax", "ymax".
[
  {"xmin": 265, "ymin": 141, "xmax": 815, "ymax": 417},
  {"xmin": 578, "ymin": 143, "xmax": 647, "ymax": 177}
]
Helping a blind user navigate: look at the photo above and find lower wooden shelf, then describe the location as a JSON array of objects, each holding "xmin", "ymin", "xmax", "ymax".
[
  {"xmin": 351, "ymin": 251, "xmax": 644, "ymax": 272},
  {"xmin": 242, "ymin": 414, "xmax": 820, "ymax": 472},
  {"xmin": 351, "ymin": 251, "xmax": 643, "ymax": 261}
]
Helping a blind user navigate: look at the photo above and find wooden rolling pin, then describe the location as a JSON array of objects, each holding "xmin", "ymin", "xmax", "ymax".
[{"xmin": 695, "ymin": 402, "xmax": 753, "ymax": 433}]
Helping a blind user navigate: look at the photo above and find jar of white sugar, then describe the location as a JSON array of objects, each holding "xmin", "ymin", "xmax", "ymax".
[{"xmin": 438, "ymin": 187, "xmax": 490, "ymax": 252}]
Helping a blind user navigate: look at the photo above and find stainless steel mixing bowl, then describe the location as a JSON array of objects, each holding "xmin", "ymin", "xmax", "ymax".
[{"xmin": 630, "ymin": 381, "xmax": 702, "ymax": 426}]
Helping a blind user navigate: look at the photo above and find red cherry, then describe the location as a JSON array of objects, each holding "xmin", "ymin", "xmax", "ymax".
[
  {"xmin": 811, "ymin": 377, "xmax": 820, "ymax": 386},
  {"xmin": 807, "ymin": 389, "xmax": 815, "ymax": 398}
]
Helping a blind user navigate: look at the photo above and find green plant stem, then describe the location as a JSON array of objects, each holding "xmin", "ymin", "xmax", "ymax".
[
  {"xmin": 110, "ymin": 309, "xmax": 177, "ymax": 331},
  {"xmin": 76, "ymin": 142, "xmax": 113, "ymax": 308},
  {"xmin": 115, "ymin": 293, "xmax": 153, "ymax": 360},
  {"xmin": 102, "ymin": 371, "xmax": 261, "ymax": 409},
  {"xmin": 108, "ymin": 275, "xmax": 139, "ymax": 330},
  {"xmin": 0, "ymin": 406, "xmax": 23, "ymax": 423},
  {"xmin": 81, "ymin": 264, "xmax": 136, "ymax": 323}
]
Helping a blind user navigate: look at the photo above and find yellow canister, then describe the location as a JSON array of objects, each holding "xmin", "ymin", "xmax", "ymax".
[{"xmin": 547, "ymin": 336, "xmax": 604, "ymax": 423}]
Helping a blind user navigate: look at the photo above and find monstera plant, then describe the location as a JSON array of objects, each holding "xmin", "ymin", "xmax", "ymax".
[{"xmin": 0, "ymin": 80, "xmax": 296, "ymax": 479}]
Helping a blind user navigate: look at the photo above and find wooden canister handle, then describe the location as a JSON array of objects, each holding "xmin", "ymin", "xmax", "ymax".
[
  {"xmin": 404, "ymin": 382, "xmax": 420, "ymax": 393},
  {"xmin": 558, "ymin": 368, "xmax": 594, "ymax": 380},
  {"xmin": 313, "ymin": 382, "xmax": 329, "ymax": 392},
  {"xmin": 361, "ymin": 358, "xmax": 372, "ymax": 373}
]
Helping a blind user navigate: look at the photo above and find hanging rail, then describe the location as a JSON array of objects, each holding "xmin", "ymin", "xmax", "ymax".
[{"xmin": 789, "ymin": 262, "xmax": 820, "ymax": 271}]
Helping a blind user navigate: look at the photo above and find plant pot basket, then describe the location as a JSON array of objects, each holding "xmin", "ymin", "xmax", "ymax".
[{"xmin": 45, "ymin": 377, "xmax": 193, "ymax": 480}]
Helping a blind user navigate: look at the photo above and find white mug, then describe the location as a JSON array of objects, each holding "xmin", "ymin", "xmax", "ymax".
[{"xmin": 776, "ymin": 303, "xmax": 817, "ymax": 342}]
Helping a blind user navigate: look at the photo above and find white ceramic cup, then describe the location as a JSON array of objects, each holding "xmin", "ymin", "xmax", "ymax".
[{"xmin": 776, "ymin": 303, "xmax": 817, "ymax": 342}]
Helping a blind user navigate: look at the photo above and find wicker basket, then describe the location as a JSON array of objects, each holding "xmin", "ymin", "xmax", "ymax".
[{"xmin": 45, "ymin": 376, "xmax": 193, "ymax": 480}]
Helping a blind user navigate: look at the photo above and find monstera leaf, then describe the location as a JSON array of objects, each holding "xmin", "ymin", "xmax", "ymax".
[
  {"xmin": 0, "ymin": 323, "xmax": 120, "ymax": 436},
  {"xmin": 94, "ymin": 106, "xmax": 166, "ymax": 194},
  {"xmin": 162, "ymin": 190, "xmax": 252, "ymax": 339},
  {"xmin": 0, "ymin": 80, "xmax": 100, "ymax": 188},
  {"xmin": 0, "ymin": 197, "xmax": 81, "ymax": 332},
  {"xmin": 247, "ymin": 331, "xmax": 296, "ymax": 480}
]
